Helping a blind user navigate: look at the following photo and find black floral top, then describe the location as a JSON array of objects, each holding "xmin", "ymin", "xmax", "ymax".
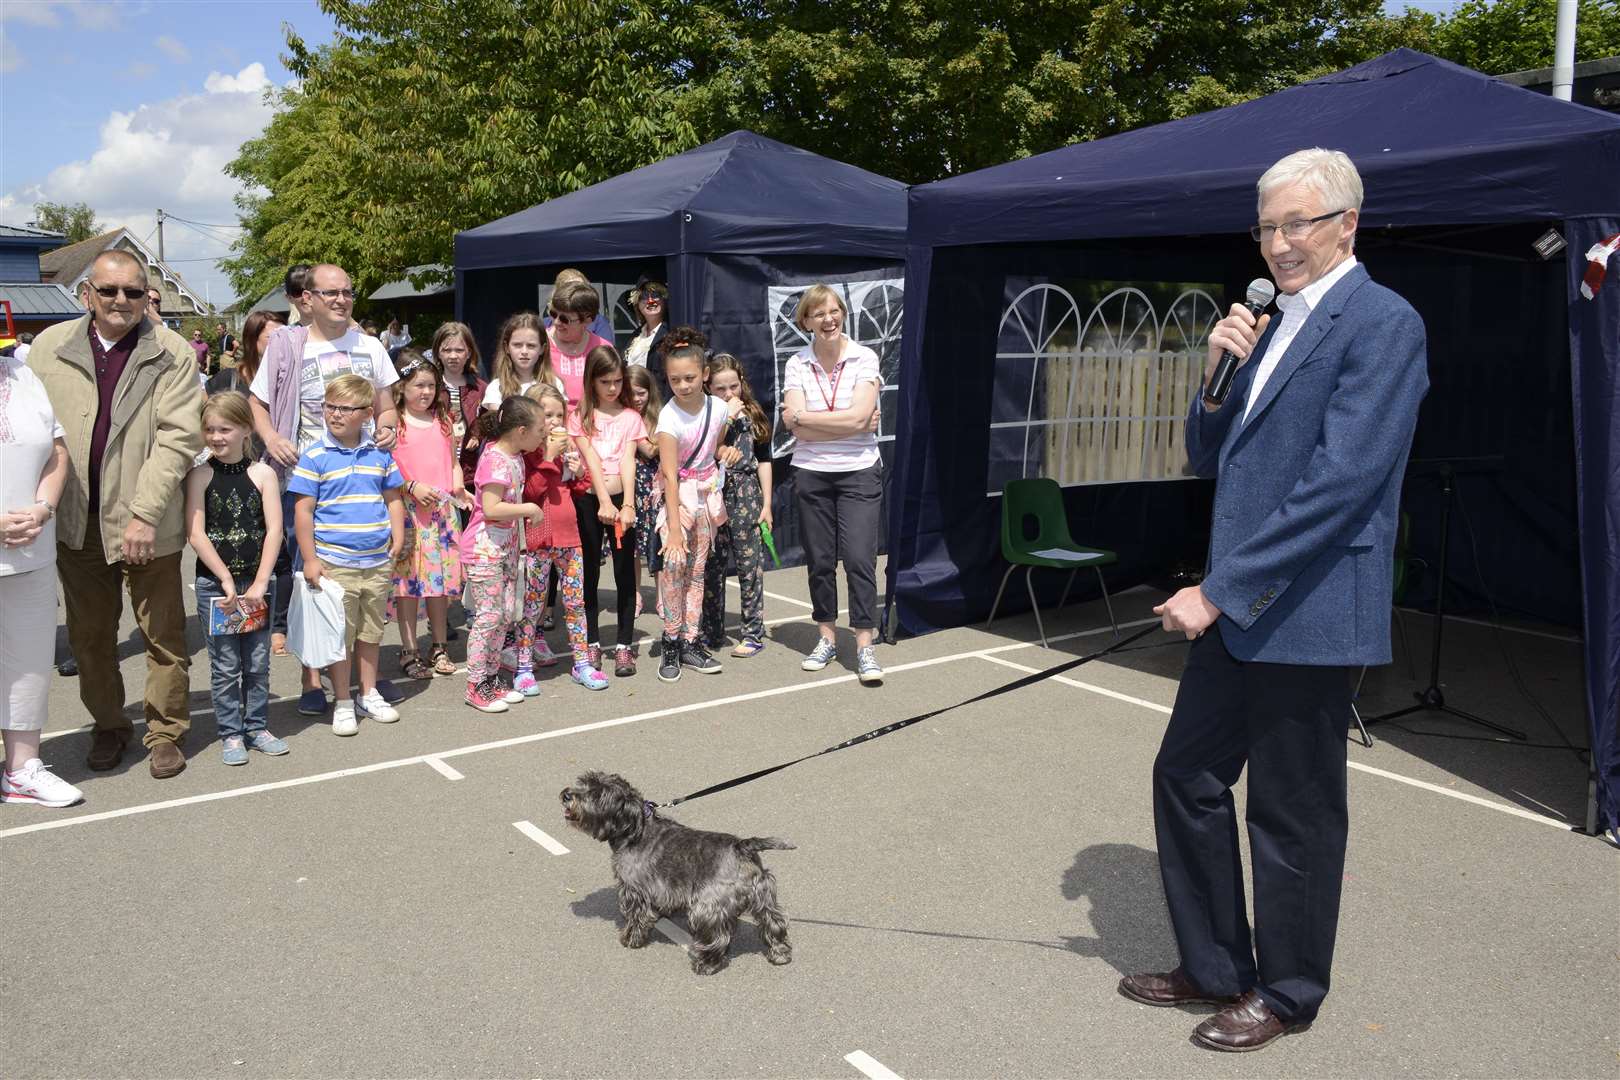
[{"xmin": 200, "ymin": 458, "xmax": 267, "ymax": 582}]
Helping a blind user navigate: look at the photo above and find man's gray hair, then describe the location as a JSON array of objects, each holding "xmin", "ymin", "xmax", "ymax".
[
  {"xmin": 86, "ymin": 249, "xmax": 150, "ymax": 288},
  {"xmin": 1257, "ymin": 148, "xmax": 1364, "ymax": 214}
]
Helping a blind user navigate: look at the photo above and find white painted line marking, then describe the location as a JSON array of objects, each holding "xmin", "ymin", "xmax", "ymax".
[
  {"xmin": 512, "ymin": 820, "xmax": 569, "ymax": 855},
  {"xmin": 729, "ymin": 580, "xmax": 814, "ymax": 609},
  {"xmin": 0, "ymin": 616, "xmax": 1149, "ymax": 843},
  {"xmin": 846, "ymin": 1050, "xmax": 904, "ymax": 1080},
  {"xmin": 655, "ymin": 918, "xmax": 692, "ymax": 948},
  {"xmin": 1346, "ymin": 762, "xmax": 1569, "ymax": 830},
  {"xmin": 989, "ymin": 650, "xmax": 1572, "ymax": 831},
  {"xmin": 979, "ymin": 653, "xmax": 1172, "ymax": 714},
  {"xmin": 424, "ymin": 757, "xmax": 463, "ymax": 781}
]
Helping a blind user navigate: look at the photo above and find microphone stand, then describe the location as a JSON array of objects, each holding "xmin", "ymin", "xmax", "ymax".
[{"xmin": 1368, "ymin": 463, "xmax": 1526, "ymax": 739}]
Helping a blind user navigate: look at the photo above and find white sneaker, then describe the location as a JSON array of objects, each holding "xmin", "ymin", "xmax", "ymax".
[
  {"xmin": 356, "ymin": 689, "xmax": 399, "ymax": 723},
  {"xmin": 332, "ymin": 702, "xmax": 359, "ymax": 736},
  {"xmin": 502, "ymin": 688, "xmax": 526, "ymax": 705},
  {"xmin": 1, "ymin": 759, "xmax": 84, "ymax": 807}
]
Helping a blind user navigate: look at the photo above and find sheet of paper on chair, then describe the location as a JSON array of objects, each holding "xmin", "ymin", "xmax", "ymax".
[{"xmin": 1029, "ymin": 548, "xmax": 1104, "ymax": 562}]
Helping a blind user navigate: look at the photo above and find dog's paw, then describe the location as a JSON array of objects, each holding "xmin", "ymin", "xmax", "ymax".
[
  {"xmin": 766, "ymin": 944, "xmax": 793, "ymax": 966},
  {"xmin": 621, "ymin": 929, "xmax": 652, "ymax": 949}
]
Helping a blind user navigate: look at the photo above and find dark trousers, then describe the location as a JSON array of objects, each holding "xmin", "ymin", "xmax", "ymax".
[
  {"xmin": 1152, "ymin": 630, "xmax": 1351, "ymax": 1023},
  {"xmin": 794, "ymin": 463, "xmax": 882, "ymax": 630},
  {"xmin": 56, "ymin": 526, "xmax": 191, "ymax": 747},
  {"xmin": 572, "ymin": 490, "xmax": 636, "ymax": 648}
]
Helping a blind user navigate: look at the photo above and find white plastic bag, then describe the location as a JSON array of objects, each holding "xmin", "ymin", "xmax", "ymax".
[{"xmin": 287, "ymin": 575, "xmax": 347, "ymax": 669}]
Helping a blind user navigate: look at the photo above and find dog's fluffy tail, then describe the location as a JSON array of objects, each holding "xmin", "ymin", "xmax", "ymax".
[{"xmin": 741, "ymin": 836, "xmax": 796, "ymax": 853}]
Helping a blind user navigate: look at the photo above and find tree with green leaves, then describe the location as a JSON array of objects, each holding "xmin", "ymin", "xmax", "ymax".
[
  {"xmin": 32, "ymin": 201, "xmax": 103, "ymax": 245},
  {"xmin": 1427, "ymin": 0, "xmax": 1620, "ymax": 75},
  {"xmin": 223, "ymin": 0, "xmax": 697, "ymax": 302}
]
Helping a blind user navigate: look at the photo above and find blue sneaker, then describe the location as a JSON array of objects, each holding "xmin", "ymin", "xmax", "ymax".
[
  {"xmin": 247, "ymin": 730, "xmax": 290, "ymax": 756},
  {"xmin": 375, "ymin": 679, "xmax": 403, "ymax": 705},
  {"xmin": 297, "ymin": 688, "xmax": 329, "ymax": 715},
  {"xmin": 571, "ymin": 663, "xmax": 609, "ymax": 691},
  {"xmin": 221, "ymin": 737, "xmax": 248, "ymax": 766},
  {"xmin": 514, "ymin": 670, "xmax": 542, "ymax": 697}
]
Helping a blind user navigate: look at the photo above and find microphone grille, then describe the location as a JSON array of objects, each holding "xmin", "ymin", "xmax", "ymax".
[{"xmin": 1246, "ymin": 278, "xmax": 1277, "ymax": 308}]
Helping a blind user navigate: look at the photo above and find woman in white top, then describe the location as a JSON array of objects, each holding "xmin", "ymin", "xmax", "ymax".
[
  {"xmin": 779, "ymin": 284, "xmax": 885, "ymax": 685},
  {"xmin": 0, "ymin": 355, "xmax": 82, "ymax": 806}
]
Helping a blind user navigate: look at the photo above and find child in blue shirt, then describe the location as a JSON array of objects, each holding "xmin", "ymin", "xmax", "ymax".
[{"xmin": 288, "ymin": 374, "xmax": 406, "ymax": 736}]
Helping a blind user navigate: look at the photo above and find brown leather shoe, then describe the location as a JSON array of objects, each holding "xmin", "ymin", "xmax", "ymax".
[
  {"xmin": 86, "ymin": 729, "xmax": 129, "ymax": 771},
  {"xmin": 147, "ymin": 740, "xmax": 187, "ymax": 779},
  {"xmin": 1119, "ymin": 968, "xmax": 1241, "ymax": 1008},
  {"xmin": 1192, "ymin": 990, "xmax": 1310, "ymax": 1052}
]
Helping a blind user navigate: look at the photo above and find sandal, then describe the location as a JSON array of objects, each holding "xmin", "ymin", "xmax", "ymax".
[
  {"xmin": 429, "ymin": 643, "xmax": 459, "ymax": 677},
  {"xmin": 730, "ymin": 638, "xmax": 765, "ymax": 658},
  {"xmin": 400, "ymin": 649, "xmax": 432, "ymax": 680}
]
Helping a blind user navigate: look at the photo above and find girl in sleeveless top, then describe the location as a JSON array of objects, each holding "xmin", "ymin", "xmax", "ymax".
[{"xmin": 184, "ymin": 392, "xmax": 287, "ymax": 765}]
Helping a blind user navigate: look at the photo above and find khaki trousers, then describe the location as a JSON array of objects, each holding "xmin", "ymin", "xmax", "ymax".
[{"xmin": 56, "ymin": 527, "xmax": 191, "ymax": 747}]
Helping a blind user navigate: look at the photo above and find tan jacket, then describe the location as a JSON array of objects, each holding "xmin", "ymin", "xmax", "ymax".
[{"xmin": 29, "ymin": 314, "xmax": 204, "ymax": 563}]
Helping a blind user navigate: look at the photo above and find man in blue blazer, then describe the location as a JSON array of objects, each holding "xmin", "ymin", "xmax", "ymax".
[{"xmin": 1119, "ymin": 149, "xmax": 1428, "ymax": 1052}]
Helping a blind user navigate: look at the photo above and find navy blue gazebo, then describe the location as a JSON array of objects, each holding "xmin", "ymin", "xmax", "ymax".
[{"xmin": 887, "ymin": 51, "xmax": 1620, "ymax": 830}]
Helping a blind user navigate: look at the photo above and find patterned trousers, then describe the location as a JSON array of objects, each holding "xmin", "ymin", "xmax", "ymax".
[
  {"xmin": 658, "ymin": 507, "xmax": 716, "ymax": 643},
  {"xmin": 701, "ymin": 475, "xmax": 766, "ymax": 645},
  {"xmin": 463, "ymin": 553, "xmax": 517, "ymax": 684},
  {"xmin": 514, "ymin": 547, "xmax": 590, "ymax": 668}
]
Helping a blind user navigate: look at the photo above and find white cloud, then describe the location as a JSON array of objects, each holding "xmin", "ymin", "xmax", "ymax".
[
  {"xmin": 0, "ymin": 1, "xmax": 121, "ymax": 30},
  {"xmin": 0, "ymin": 2, "xmax": 60, "ymax": 28},
  {"xmin": 129, "ymin": 59, "xmax": 156, "ymax": 79},
  {"xmin": 1, "ymin": 63, "xmax": 282, "ymax": 307},
  {"xmin": 154, "ymin": 34, "xmax": 188, "ymax": 64}
]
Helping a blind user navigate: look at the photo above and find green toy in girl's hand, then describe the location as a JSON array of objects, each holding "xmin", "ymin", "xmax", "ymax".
[{"xmin": 759, "ymin": 520, "xmax": 780, "ymax": 567}]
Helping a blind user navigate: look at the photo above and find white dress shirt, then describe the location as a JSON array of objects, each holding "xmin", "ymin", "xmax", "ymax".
[{"xmin": 1242, "ymin": 256, "xmax": 1359, "ymax": 424}]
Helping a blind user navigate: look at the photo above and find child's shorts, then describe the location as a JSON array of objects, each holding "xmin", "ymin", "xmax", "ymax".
[{"xmin": 324, "ymin": 564, "xmax": 390, "ymax": 647}]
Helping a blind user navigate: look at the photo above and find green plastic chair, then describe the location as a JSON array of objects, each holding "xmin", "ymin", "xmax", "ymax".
[{"xmin": 986, "ymin": 478, "xmax": 1119, "ymax": 648}]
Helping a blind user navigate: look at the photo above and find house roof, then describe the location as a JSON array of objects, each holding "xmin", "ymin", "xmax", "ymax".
[
  {"xmin": 0, "ymin": 282, "xmax": 83, "ymax": 319},
  {"xmin": 0, "ymin": 224, "xmax": 68, "ymax": 250},
  {"xmin": 248, "ymin": 284, "xmax": 291, "ymax": 314},
  {"xmin": 39, "ymin": 228, "xmax": 209, "ymax": 314}
]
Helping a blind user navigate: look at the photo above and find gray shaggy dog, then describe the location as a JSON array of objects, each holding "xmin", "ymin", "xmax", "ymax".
[{"xmin": 560, "ymin": 770, "xmax": 794, "ymax": 975}]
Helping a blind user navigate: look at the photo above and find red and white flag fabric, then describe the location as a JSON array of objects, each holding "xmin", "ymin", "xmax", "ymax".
[{"xmin": 1580, "ymin": 233, "xmax": 1620, "ymax": 300}]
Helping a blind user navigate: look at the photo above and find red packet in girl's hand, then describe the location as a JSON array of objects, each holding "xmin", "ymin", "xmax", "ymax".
[{"xmin": 208, "ymin": 597, "xmax": 268, "ymax": 636}]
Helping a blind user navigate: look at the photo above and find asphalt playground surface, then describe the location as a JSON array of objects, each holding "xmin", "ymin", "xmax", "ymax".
[{"xmin": 2, "ymin": 557, "xmax": 1615, "ymax": 1079}]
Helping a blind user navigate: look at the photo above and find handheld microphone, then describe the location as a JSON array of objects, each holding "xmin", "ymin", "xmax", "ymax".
[{"xmin": 1202, "ymin": 278, "xmax": 1276, "ymax": 407}]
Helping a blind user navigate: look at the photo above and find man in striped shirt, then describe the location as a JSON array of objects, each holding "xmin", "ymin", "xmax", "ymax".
[{"xmin": 288, "ymin": 374, "xmax": 406, "ymax": 735}]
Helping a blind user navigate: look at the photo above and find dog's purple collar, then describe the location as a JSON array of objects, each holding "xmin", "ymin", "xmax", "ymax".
[{"xmin": 643, "ymin": 800, "xmax": 657, "ymax": 819}]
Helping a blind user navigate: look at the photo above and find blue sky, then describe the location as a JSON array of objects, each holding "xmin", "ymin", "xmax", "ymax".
[
  {"xmin": 1, "ymin": 0, "xmax": 1470, "ymax": 308},
  {"xmin": 0, "ymin": 0, "xmax": 338, "ymax": 307}
]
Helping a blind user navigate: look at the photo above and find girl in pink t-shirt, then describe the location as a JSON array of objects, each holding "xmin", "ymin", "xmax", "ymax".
[
  {"xmin": 389, "ymin": 352, "xmax": 468, "ymax": 679},
  {"xmin": 460, "ymin": 397, "xmax": 545, "ymax": 713},
  {"xmin": 569, "ymin": 346, "xmax": 646, "ymax": 676}
]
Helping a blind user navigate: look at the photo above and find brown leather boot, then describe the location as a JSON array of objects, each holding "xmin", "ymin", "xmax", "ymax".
[{"xmin": 86, "ymin": 729, "xmax": 129, "ymax": 772}]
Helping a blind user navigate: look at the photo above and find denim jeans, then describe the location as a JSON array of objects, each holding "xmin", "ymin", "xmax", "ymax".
[{"xmin": 195, "ymin": 575, "xmax": 273, "ymax": 739}]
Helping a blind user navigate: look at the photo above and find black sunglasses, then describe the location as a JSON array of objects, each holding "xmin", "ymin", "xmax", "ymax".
[{"xmin": 88, "ymin": 281, "xmax": 148, "ymax": 301}]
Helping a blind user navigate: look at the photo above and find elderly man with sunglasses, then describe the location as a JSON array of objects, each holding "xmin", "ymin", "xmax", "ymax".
[{"xmin": 28, "ymin": 250, "xmax": 204, "ymax": 779}]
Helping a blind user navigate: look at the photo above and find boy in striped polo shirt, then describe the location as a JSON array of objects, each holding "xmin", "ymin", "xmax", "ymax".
[{"xmin": 289, "ymin": 374, "xmax": 406, "ymax": 735}]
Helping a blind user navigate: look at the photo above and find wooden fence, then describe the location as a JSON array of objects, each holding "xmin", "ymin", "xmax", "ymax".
[{"xmin": 1036, "ymin": 347, "xmax": 1203, "ymax": 484}]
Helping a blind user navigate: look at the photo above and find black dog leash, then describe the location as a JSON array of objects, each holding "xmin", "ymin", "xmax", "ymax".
[{"xmin": 660, "ymin": 622, "xmax": 1163, "ymax": 808}]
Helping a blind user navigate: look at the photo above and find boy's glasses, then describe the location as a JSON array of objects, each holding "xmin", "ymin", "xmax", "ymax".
[
  {"xmin": 323, "ymin": 403, "xmax": 369, "ymax": 416},
  {"xmin": 552, "ymin": 313, "xmax": 588, "ymax": 326}
]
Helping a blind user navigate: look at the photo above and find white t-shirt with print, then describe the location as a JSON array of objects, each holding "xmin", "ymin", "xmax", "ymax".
[{"xmin": 249, "ymin": 328, "xmax": 398, "ymax": 452}]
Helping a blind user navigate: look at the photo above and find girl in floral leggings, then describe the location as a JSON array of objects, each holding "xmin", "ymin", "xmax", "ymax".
[
  {"xmin": 460, "ymin": 396, "xmax": 545, "ymax": 713},
  {"xmin": 653, "ymin": 343, "xmax": 730, "ymax": 682},
  {"xmin": 515, "ymin": 383, "xmax": 605, "ymax": 691}
]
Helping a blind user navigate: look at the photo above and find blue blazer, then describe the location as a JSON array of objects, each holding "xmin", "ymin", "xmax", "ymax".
[{"xmin": 1185, "ymin": 264, "xmax": 1429, "ymax": 666}]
